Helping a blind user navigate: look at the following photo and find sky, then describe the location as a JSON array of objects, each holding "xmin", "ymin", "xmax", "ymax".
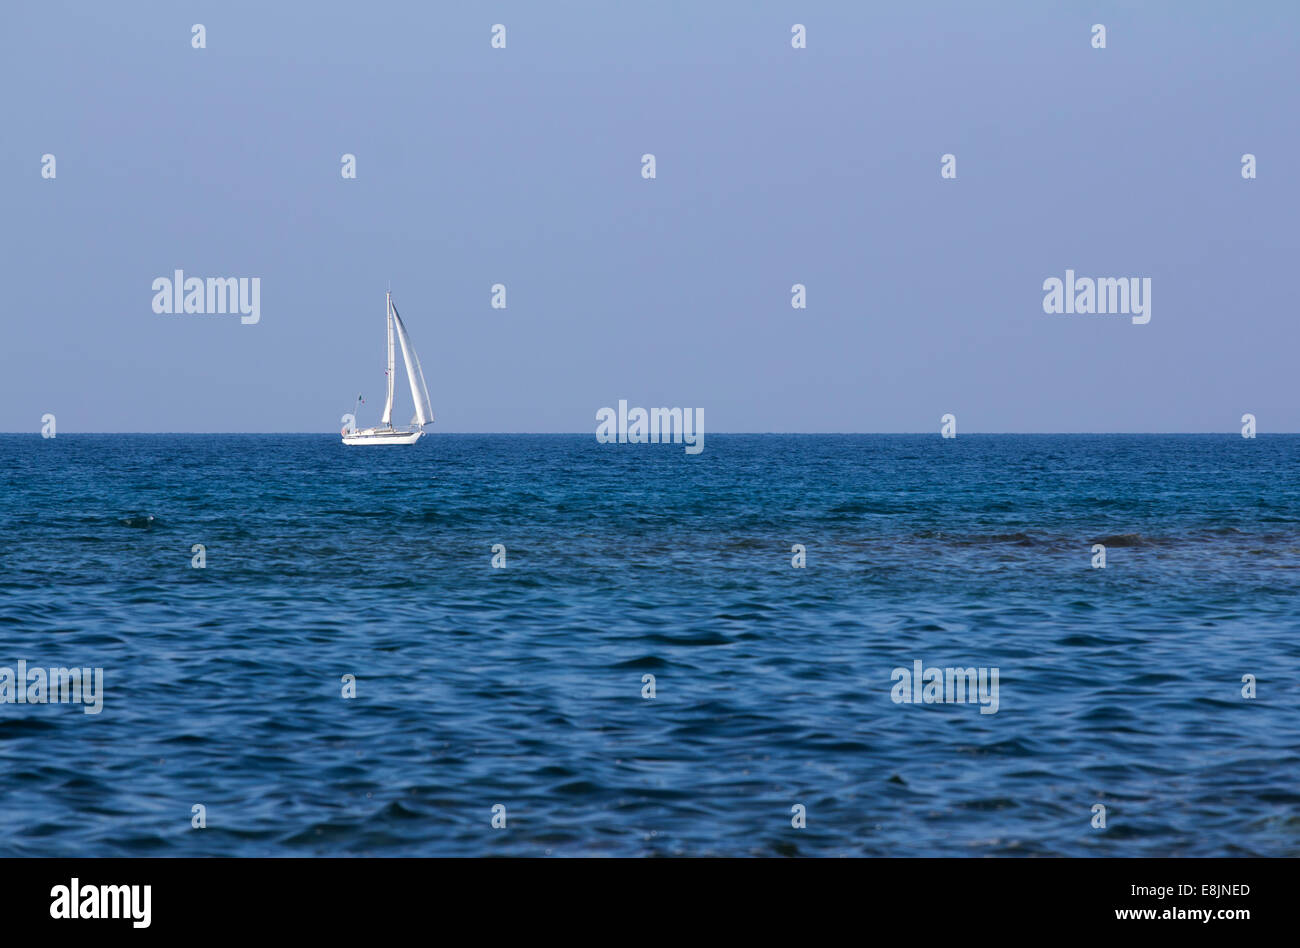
[{"xmin": 2, "ymin": 1, "xmax": 1297, "ymax": 433}]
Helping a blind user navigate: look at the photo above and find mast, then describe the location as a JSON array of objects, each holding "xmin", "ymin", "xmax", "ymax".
[{"xmin": 380, "ymin": 291, "xmax": 396, "ymax": 426}]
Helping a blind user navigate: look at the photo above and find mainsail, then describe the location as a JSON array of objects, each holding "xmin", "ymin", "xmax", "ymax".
[{"xmin": 391, "ymin": 301, "xmax": 433, "ymax": 426}]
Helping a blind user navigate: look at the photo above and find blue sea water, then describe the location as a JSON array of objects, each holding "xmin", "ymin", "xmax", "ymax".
[{"xmin": 1, "ymin": 433, "xmax": 1297, "ymax": 857}]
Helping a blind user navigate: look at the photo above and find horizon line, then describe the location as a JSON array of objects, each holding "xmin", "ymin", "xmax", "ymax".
[{"xmin": 3, "ymin": 431, "xmax": 1293, "ymax": 437}]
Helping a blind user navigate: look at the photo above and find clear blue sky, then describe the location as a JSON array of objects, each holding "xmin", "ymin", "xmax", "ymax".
[{"xmin": 3, "ymin": 1, "xmax": 1297, "ymax": 432}]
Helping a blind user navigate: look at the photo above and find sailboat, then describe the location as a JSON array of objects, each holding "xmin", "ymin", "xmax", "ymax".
[{"xmin": 342, "ymin": 290, "xmax": 434, "ymax": 445}]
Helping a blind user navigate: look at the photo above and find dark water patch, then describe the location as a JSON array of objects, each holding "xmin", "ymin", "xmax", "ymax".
[
  {"xmin": 612, "ymin": 655, "xmax": 671, "ymax": 670},
  {"xmin": 643, "ymin": 631, "xmax": 732, "ymax": 646},
  {"xmin": 955, "ymin": 797, "xmax": 1020, "ymax": 812},
  {"xmin": 1090, "ymin": 533, "xmax": 1147, "ymax": 547},
  {"xmin": 0, "ymin": 718, "xmax": 60, "ymax": 738}
]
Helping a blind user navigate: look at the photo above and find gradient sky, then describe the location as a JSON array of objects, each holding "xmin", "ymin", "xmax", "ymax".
[{"xmin": 3, "ymin": 1, "xmax": 1297, "ymax": 432}]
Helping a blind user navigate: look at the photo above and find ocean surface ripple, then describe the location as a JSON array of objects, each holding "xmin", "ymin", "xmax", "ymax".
[{"xmin": 1, "ymin": 434, "xmax": 1297, "ymax": 856}]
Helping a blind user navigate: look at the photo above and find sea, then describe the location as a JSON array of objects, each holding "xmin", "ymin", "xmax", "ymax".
[{"xmin": 1, "ymin": 433, "xmax": 1297, "ymax": 856}]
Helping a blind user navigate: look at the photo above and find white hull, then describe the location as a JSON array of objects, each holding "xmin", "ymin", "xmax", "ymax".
[{"xmin": 342, "ymin": 428, "xmax": 424, "ymax": 446}]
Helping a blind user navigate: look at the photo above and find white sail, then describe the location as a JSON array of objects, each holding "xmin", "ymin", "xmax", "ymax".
[
  {"xmin": 392, "ymin": 303, "xmax": 433, "ymax": 426},
  {"xmin": 380, "ymin": 294, "xmax": 396, "ymax": 425}
]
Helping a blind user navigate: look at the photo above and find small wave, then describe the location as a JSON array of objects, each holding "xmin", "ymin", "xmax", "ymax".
[
  {"xmin": 0, "ymin": 718, "xmax": 61, "ymax": 738},
  {"xmin": 613, "ymin": 655, "xmax": 671, "ymax": 670},
  {"xmin": 1090, "ymin": 533, "xmax": 1146, "ymax": 547},
  {"xmin": 644, "ymin": 631, "xmax": 731, "ymax": 646},
  {"xmin": 942, "ymin": 531, "xmax": 1040, "ymax": 547}
]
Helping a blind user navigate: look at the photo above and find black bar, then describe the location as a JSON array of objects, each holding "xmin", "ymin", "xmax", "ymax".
[{"xmin": 0, "ymin": 857, "xmax": 1281, "ymax": 934}]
